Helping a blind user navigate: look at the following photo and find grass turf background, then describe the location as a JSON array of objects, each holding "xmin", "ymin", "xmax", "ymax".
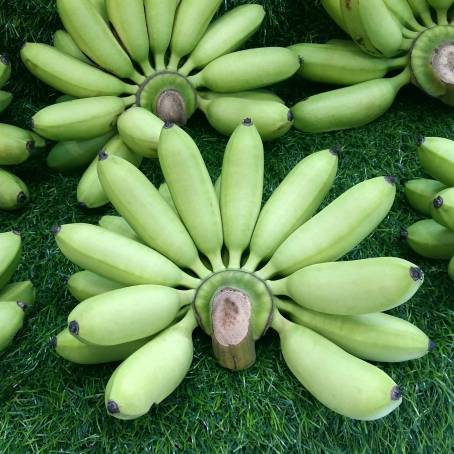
[{"xmin": 0, "ymin": 0, "xmax": 453, "ymax": 452}]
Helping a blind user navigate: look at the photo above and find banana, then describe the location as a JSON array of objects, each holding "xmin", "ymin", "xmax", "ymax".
[
  {"xmin": 418, "ymin": 137, "xmax": 454, "ymax": 186},
  {"xmin": 277, "ymin": 299, "xmax": 432, "ymax": 362},
  {"xmin": 220, "ymin": 120, "xmax": 263, "ymax": 268},
  {"xmin": 144, "ymin": 0, "xmax": 179, "ymax": 69},
  {"xmin": 47, "ymin": 131, "xmax": 115, "ymax": 172},
  {"xmin": 0, "ymin": 231, "xmax": 22, "ymax": 290},
  {"xmin": 32, "ymin": 96, "xmax": 131, "ymax": 141},
  {"xmin": 0, "ymin": 169, "xmax": 29, "ymax": 211},
  {"xmin": 77, "ymin": 135, "xmax": 142, "ymax": 209},
  {"xmin": 89, "ymin": 0, "xmax": 108, "ymax": 21},
  {"xmin": 289, "ymin": 43, "xmax": 409, "ymax": 85},
  {"xmin": 244, "ymin": 149, "xmax": 338, "ymax": 271},
  {"xmin": 0, "ymin": 281, "xmax": 35, "ymax": 305},
  {"xmin": 159, "ymin": 183, "xmax": 178, "ymax": 213},
  {"xmin": 449, "ymin": 256, "xmax": 454, "ymax": 279},
  {"xmin": 0, "ymin": 124, "xmax": 35, "ymax": 165},
  {"xmin": 321, "ymin": 0, "xmax": 350, "ymax": 33},
  {"xmin": 430, "ymin": 187, "xmax": 454, "ymax": 230},
  {"xmin": 105, "ymin": 309, "xmax": 196, "ymax": 420},
  {"xmin": 52, "ymin": 329, "xmax": 150, "ymax": 365},
  {"xmin": 0, "ymin": 54, "xmax": 11, "ymax": 87},
  {"xmin": 272, "ymin": 310, "xmax": 402, "ymax": 420},
  {"xmin": 68, "ymin": 270, "xmax": 125, "ymax": 302},
  {"xmin": 383, "ymin": 0, "xmax": 425, "ymax": 31},
  {"xmin": 53, "ymin": 30, "xmax": 92, "ymax": 65},
  {"xmin": 117, "ymin": 107, "xmax": 163, "ymax": 158},
  {"xmin": 67, "ymin": 285, "xmax": 194, "ymax": 345},
  {"xmin": 404, "ymin": 219, "xmax": 454, "ymax": 258},
  {"xmin": 56, "ymin": 0, "xmax": 143, "ymax": 83},
  {"xmin": 269, "ymin": 258, "xmax": 424, "ymax": 315},
  {"xmin": 405, "ymin": 178, "xmax": 447, "ymax": 216},
  {"xmin": 98, "ymin": 154, "xmax": 209, "ymax": 277},
  {"xmin": 198, "ymin": 96, "xmax": 293, "ymax": 141},
  {"xmin": 158, "ymin": 123, "xmax": 224, "ymax": 270},
  {"xmin": 179, "ymin": 4, "xmax": 265, "ymax": 75},
  {"xmin": 292, "ymin": 68, "xmax": 411, "ymax": 133},
  {"xmin": 98, "ymin": 215, "xmax": 142, "ymax": 243},
  {"xmin": 407, "ymin": 0, "xmax": 436, "ymax": 27},
  {"xmin": 53, "ymin": 223, "xmax": 199, "ymax": 288},
  {"xmin": 21, "ymin": 43, "xmax": 136, "ymax": 99},
  {"xmin": 189, "ymin": 48, "xmax": 300, "ymax": 92},
  {"xmin": 257, "ymin": 176, "xmax": 396, "ymax": 280},
  {"xmin": 198, "ymin": 89, "xmax": 285, "ymax": 104},
  {"xmin": 0, "ymin": 91, "xmax": 13, "ymax": 113},
  {"xmin": 106, "ymin": 0, "xmax": 153, "ymax": 74},
  {"xmin": 427, "ymin": 0, "xmax": 453, "ymax": 24},
  {"xmin": 0, "ymin": 301, "xmax": 28, "ymax": 352},
  {"xmin": 169, "ymin": 0, "xmax": 223, "ymax": 69}
]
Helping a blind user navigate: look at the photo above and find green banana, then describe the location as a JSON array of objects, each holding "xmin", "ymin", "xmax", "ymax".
[
  {"xmin": 98, "ymin": 215, "xmax": 142, "ymax": 243},
  {"xmin": 0, "ymin": 91, "xmax": 13, "ymax": 113},
  {"xmin": 189, "ymin": 48, "xmax": 300, "ymax": 92},
  {"xmin": 220, "ymin": 119, "xmax": 264, "ymax": 268},
  {"xmin": 77, "ymin": 135, "xmax": 142, "ymax": 209},
  {"xmin": 0, "ymin": 281, "xmax": 35, "ymax": 305},
  {"xmin": 179, "ymin": 4, "xmax": 265, "ymax": 75},
  {"xmin": 448, "ymin": 256, "xmax": 454, "ymax": 280},
  {"xmin": 431, "ymin": 187, "xmax": 454, "ymax": 230},
  {"xmin": 89, "ymin": 0, "xmax": 108, "ymax": 21},
  {"xmin": 105, "ymin": 310, "xmax": 197, "ymax": 420},
  {"xmin": 198, "ymin": 89, "xmax": 285, "ymax": 104},
  {"xmin": 257, "ymin": 176, "xmax": 396, "ymax": 279},
  {"xmin": 53, "ymin": 223, "xmax": 199, "ymax": 288},
  {"xmin": 244, "ymin": 149, "xmax": 338, "ymax": 271},
  {"xmin": 272, "ymin": 311, "xmax": 402, "ymax": 420},
  {"xmin": 117, "ymin": 107, "xmax": 163, "ymax": 158},
  {"xmin": 407, "ymin": 0, "xmax": 436, "ymax": 27},
  {"xmin": 0, "ymin": 231, "xmax": 22, "ymax": 290},
  {"xmin": 169, "ymin": 0, "xmax": 223, "ymax": 69},
  {"xmin": 0, "ymin": 169, "xmax": 29, "ymax": 211},
  {"xmin": 32, "ymin": 96, "xmax": 131, "ymax": 141},
  {"xmin": 383, "ymin": 0, "xmax": 425, "ymax": 31},
  {"xmin": 98, "ymin": 154, "xmax": 209, "ymax": 276},
  {"xmin": 418, "ymin": 137, "xmax": 454, "ymax": 186},
  {"xmin": 159, "ymin": 183, "xmax": 178, "ymax": 213},
  {"xmin": 0, "ymin": 123, "xmax": 35, "ymax": 165},
  {"xmin": 321, "ymin": 0, "xmax": 350, "ymax": 33},
  {"xmin": 269, "ymin": 258, "xmax": 424, "ymax": 315},
  {"xmin": 158, "ymin": 123, "xmax": 224, "ymax": 270},
  {"xmin": 405, "ymin": 178, "xmax": 447, "ymax": 216},
  {"xmin": 53, "ymin": 30, "xmax": 92, "ymax": 65},
  {"xmin": 427, "ymin": 0, "xmax": 453, "ymax": 24},
  {"xmin": 0, "ymin": 301, "xmax": 28, "ymax": 352},
  {"xmin": 68, "ymin": 270, "xmax": 125, "ymax": 302},
  {"xmin": 404, "ymin": 219, "xmax": 454, "ymax": 259},
  {"xmin": 21, "ymin": 43, "xmax": 136, "ymax": 98},
  {"xmin": 277, "ymin": 299, "xmax": 432, "ymax": 362},
  {"xmin": 67, "ymin": 285, "xmax": 194, "ymax": 345},
  {"xmin": 0, "ymin": 54, "xmax": 11, "ymax": 87},
  {"xmin": 292, "ymin": 68, "xmax": 411, "ymax": 133}
]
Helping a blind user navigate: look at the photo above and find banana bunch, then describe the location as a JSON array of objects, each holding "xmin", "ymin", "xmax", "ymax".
[
  {"xmin": 52, "ymin": 119, "xmax": 431, "ymax": 421},
  {"xmin": 403, "ymin": 136, "xmax": 454, "ymax": 278},
  {"xmin": 290, "ymin": 0, "xmax": 454, "ymax": 132},
  {"xmin": 0, "ymin": 231, "xmax": 35, "ymax": 352}
]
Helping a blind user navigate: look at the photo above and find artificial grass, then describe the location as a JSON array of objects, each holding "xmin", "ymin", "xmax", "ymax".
[{"xmin": 0, "ymin": 0, "xmax": 453, "ymax": 452}]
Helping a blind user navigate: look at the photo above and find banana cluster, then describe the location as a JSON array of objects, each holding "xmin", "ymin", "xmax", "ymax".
[
  {"xmin": 290, "ymin": 0, "xmax": 454, "ymax": 133},
  {"xmin": 52, "ymin": 119, "xmax": 432, "ymax": 421},
  {"xmin": 404, "ymin": 137, "xmax": 454, "ymax": 278},
  {"xmin": 0, "ymin": 231, "xmax": 35, "ymax": 352}
]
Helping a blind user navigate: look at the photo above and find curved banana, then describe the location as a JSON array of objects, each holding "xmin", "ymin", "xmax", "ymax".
[
  {"xmin": 407, "ymin": 0, "xmax": 436, "ymax": 27},
  {"xmin": 383, "ymin": 0, "xmax": 425, "ymax": 31},
  {"xmin": 0, "ymin": 231, "xmax": 22, "ymax": 290},
  {"xmin": 0, "ymin": 169, "xmax": 29, "ymax": 211},
  {"xmin": 0, "ymin": 281, "xmax": 35, "ymax": 305},
  {"xmin": 0, "ymin": 54, "xmax": 11, "ymax": 87},
  {"xmin": 0, "ymin": 91, "xmax": 12, "ymax": 113},
  {"xmin": 0, "ymin": 123, "xmax": 35, "ymax": 165},
  {"xmin": 98, "ymin": 215, "xmax": 142, "ymax": 243},
  {"xmin": 405, "ymin": 178, "xmax": 447, "ymax": 216},
  {"xmin": 418, "ymin": 137, "xmax": 454, "ymax": 186},
  {"xmin": 53, "ymin": 30, "xmax": 92, "ymax": 65},
  {"xmin": 431, "ymin": 187, "xmax": 454, "ymax": 230},
  {"xmin": 0, "ymin": 301, "xmax": 28, "ymax": 352},
  {"xmin": 68, "ymin": 270, "xmax": 125, "ymax": 302},
  {"xmin": 321, "ymin": 0, "xmax": 350, "ymax": 33}
]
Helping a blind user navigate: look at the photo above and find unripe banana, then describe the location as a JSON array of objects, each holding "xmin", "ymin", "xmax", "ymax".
[
  {"xmin": 68, "ymin": 270, "xmax": 125, "ymax": 302},
  {"xmin": 270, "ymin": 258, "xmax": 424, "ymax": 315},
  {"xmin": 0, "ymin": 90, "xmax": 13, "ymax": 113},
  {"xmin": 158, "ymin": 123, "xmax": 224, "ymax": 270},
  {"xmin": 198, "ymin": 89, "xmax": 285, "ymax": 104},
  {"xmin": 0, "ymin": 54, "xmax": 11, "ymax": 88},
  {"xmin": 56, "ymin": 0, "xmax": 142, "ymax": 82},
  {"xmin": 179, "ymin": 4, "xmax": 265, "ymax": 75},
  {"xmin": 272, "ymin": 311, "xmax": 402, "ymax": 420},
  {"xmin": 0, "ymin": 301, "xmax": 28, "ymax": 351},
  {"xmin": 418, "ymin": 137, "xmax": 454, "ymax": 186},
  {"xmin": 321, "ymin": 0, "xmax": 350, "ymax": 33},
  {"xmin": 405, "ymin": 178, "xmax": 447, "ymax": 216},
  {"xmin": 21, "ymin": 43, "xmax": 136, "ymax": 98},
  {"xmin": 189, "ymin": 48, "xmax": 300, "ymax": 92},
  {"xmin": 383, "ymin": 0, "xmax": 425, "ymax": 31},
  {"xmin": 98, "ymin": 215, "xmax": 142, "ymax": 243},
  {"xmin": 53, "ymin": 223, "xmax": 199, "ymax": 288},
  {"xmin": 292, "ymin": 68, "xmax": 411, "ymax": 133},
  {"xmin": 98, "ymin": 154, "xmax": 209, "ymax": 276},
  {"xmin": 53, "ymin": 30, "xmax": 92, "ymax": 65},
  {"xmin": 220, "ymin": 119, "xmax": 263, "ymax": 268},
  {"xmin": 198, "ymin": 96, "xmax": 293, "ymax": 141},
  {"xmin": 245, "ymin": 149, "xmax": 338, "ymax": 271},
  {"xmin": 430, "ymin": 187, "xmax": 454, "ymax": 230},
  {"xmin": 77, "ymin": 135, "xmax": 142, "ymax": 209},
  {"xmin": 407, "ymin": 0, "xmax": 436, "ymax": 27},
  {"xmin": 0, "ymin": 231, "xmax": 22, "ymax": 290},
  {"xmin": 52, "ymin": 329, "xmax": 150, "ymax": 365},
  {"xmin": 105, "ymin": 310, "xmax": 196, "ymax": 420},
  {"xmin": 159, "ymin": 183, "xmax": 178, "ymax": 213},
  {"xmin": 257, "ymin": 176, "xmax": 396, "ymax": 279},
  {"xmin": 404, "ymin": 219, "xmax": 454, "ymax": 259},
  {"xmin": 0, "ymin": 169, "xmax": 29, "ymax": 211},
  {"xmin": 0, "ymin": 124, "xmax": 35, "ymax": 165},
  {"xmin": 277, "ymin": 299, "xmax": 432, "ymax": 362},
  {"xmin": 67, "ymin": 285, "xmax": 194, "ymax": 345},
  {"xmin": 0, "ymin": 281, "xmax": 35, "ymax": 306},
  {"xmin": 427, "ymin": 0, "xmax": 453, "ymax": 24},
  {"xmin": 89, "ymin": 0, "xmax": 108, "ymax": 21},
  {"xmin": 449, "ymin": 256, "xmax": 454, "ymax": 279},
  {"xmin": 32, "ymin": 96, "xmax": 130, "ymax": 141},
  {"xmin": 47, "ymin": 131, "xmax": 115, "ymax": 172},
  {"xmin": 117, "ymin": 107, "xmax": 163, "ymax": 158},
  {"xmin": 169, "ymin": 0, "xmax": 223, "ymax": 69}
]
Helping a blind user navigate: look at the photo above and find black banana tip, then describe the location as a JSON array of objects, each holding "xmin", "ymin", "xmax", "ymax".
[
  {"xmin": 242, "ymin": 117, "xmax": 253, "ymax": 126},
  {"xmin": 330, "ymin": 145, "xmax": 342, "ymax": 156},
  {"xmin": 410, "ymin": 266, "xmax": 424, "ymax": 281},
  {"xmin": 428, "ymin": 339, "xmax": 436, "ymax": 351},
  {"xmin": 164, "ymin": 121, "xmax": 174, "ymax": 129},
  {"xmin": 28, "ymin": 118, "xmax": 34, "ymax": 130},
  {"xmin": 17, "ymin": 192, "xmax": 28, "ymax": 205},
  {"xmin": 385, "ymin": 176, "xmax": 397, "ymax": 185},
  {"xmin": 400, "ymin": 229, "xmax": 409, "ymax": 240},
  {"xmin": 12, "ymin": 230, "xmax": 21, "ymax": 236},
  {"xmin": 19, "ymin": 41, "xmax": 27, "ymax": 51},
  {"xmin": 49, "ymin": 336, "xmax": 57, "ymax": 349},
  {"xmin": 391, "ymin": 386, "xmax": 402, "ymax": 401},
  {"xmin": 433, "ymin": 196, "xmax": 443, "ymax": 209},
  {"xmin": 287, "ymin": 110, "xmax": 294, "ymax": 122},
  {"xmin": 98, "ymin": 149, "xmax": 108, "ymax": 161},
  {"xmin": 68, "ymin": 321, "xmax": 79, "ymax": 336},
  {"xmin": 78, "ymin": 202, "xmax": 88, "ymax": 210},
  {"xmin": 417, "ymin": 136, "xmax": 426, "ymax": 146},
  {"xmin": 107, "ymin": 400, "xmax": 120, "ymax": 414},
  {"xmin": 0, "ymin": 53, "xmax": 9, "ymax": 65},
  {"xmin": 26, "ymin": 140, "xmax": 36, "ymax": 155},
  {"xmin": 51, "ymin": 225, "xmax": 61, "ymax": 235},
  {"xmin": 16, "ymin": 301, "xmax": 28, "ymax": 312},
  {"xmin": 298, "ymin": 56, "xmax": 304, "ymax": 66}
]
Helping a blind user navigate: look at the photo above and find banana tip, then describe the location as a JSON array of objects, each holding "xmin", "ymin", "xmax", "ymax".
[
  {"xmin": 26, "ymin": 140, "xmax": 36, "ymax": 155},
  {"xmin": 433, "ymin": 196, "xmax": 443, "ymax": 209},
  {"xmin": 391, "ymin": 386, "xmax": 402, "ymax": 401},
  {"xmin": 68, "ymin": 320, "xmax": 79, "ymax": 336},
  {"xmin": 400, "ymin": 229, "xmax": 408, "ymax": 240},
  {"xmin": 17, "ymin": 192, "xmax": 28, "ymax": 205},
  {"xmin": 428, "ymin": 339, "xmax": 436, "ymax": 351},
  {"xmin": 287, "ymin": 110, "xmax": 294, "ymax": 122},
  {"xmin": 242, "ymin": 117, "xmax": 253, "ymax": 126},
  {"xmin": 417, "ymin": 136, "xmax": 426, "ymax": 146},
  {"xmin": 49, "ymin": 336, "xmax": 57, "ymax": 349},
  {"xmin": 385, "ymin": 176, "xmax": 397, "ymax": 186},
  {"xmin": 98, "ymin": 150, "xmax": 109, "ymax": 161},
  {"xmin": 12, "ymin": 229, "xmax": 21, "ymax": 236},
  {"xmin": 51, "ymin": 225, "xmax": 61, "ymax": 235},
  {"xmin": 78, "ymin": 202, "xmax": 88, "ymax": 210},
  {"xmin": 107, "ymin": 400, "xmax": 120, "ymax": 415},
  {"xmin": 16, "ymin": 301, "xmax": 28, "ymax": 312},
  {"xmin": 0, "ymin": 53, "xmax": 9, "ymax": 65},
  {"xmin": 330, "ymin": 145, "xmax": 342, "ymax": 156},
  {"xmin": 410, "ymin": 266, "xmax": 424, "ymax": 281},
  {"xmin": 163, "ymin": 121, "xmax": 174, "ymax": 129}
]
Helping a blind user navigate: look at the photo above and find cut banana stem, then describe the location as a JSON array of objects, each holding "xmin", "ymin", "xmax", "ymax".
[
  {"xmin": 98, "ymin": 216, "xmax": 142, "ymax": 243},
  {"xmin": 53, "ymin": 30, "xmax": 92, "ymax": 64},
  {"xmin": 0, "ymin": 231, "xmax": 22, "ymax": 290},
  {"xmin": 405, "ymin": 178, "xmax": 447, "ymax": 216},
  {"xmin": 430, "ymin": 187, "xmax": 454, "ymax": 230},
  {"xmin": 0, "ymin": 281, "xmax": 35, "ymax": 305},
  {"xmin": 418, "ymin": 137, "xmax": 454, "ymax": 186},
  {"xmin": 68, "ymin": 270, "xmax": 125, "ymax": 302},
  {"xmin": 0, "ymin": 301, "xmax": 28, "ymax": 352},
  {"xmin": 0, "ymin": 169, "xmax": 29, "ymax": 211}
]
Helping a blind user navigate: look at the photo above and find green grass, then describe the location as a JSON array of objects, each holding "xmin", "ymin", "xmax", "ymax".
[{"xmin": 1, "ymin": 0, "xmax": 453, "ymax": 452}]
